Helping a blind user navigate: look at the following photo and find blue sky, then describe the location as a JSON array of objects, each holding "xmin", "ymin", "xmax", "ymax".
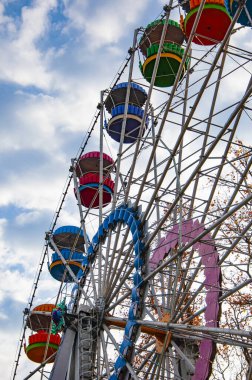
[
  {"xmin": 0, "ymin": 1, "xmax": 171, "ymax": 378},
  {"xmin": 1, "ymin": 1, "xmax": 252, "ymax": 379}
]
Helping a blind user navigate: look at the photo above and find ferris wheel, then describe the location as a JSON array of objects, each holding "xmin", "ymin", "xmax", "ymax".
[{"xmin": 12, "ymin": 1, "xmax": 252, "ymax": 379}]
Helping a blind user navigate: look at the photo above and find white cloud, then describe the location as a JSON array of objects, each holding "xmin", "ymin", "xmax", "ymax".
[
  {"xmin": 0, "ymin": 172, "xmax": 65, "ymax": 209},
  {"xmin": 15, "ymin": 210, "xmax": 41, "ymax": 225},
  {"xmin": 0, "ymin": 311, "xmax": 8, "ymax": 320},
  {"xmin": 64, "ymin": 0, "xmax": 150, "ymax": 49},
  {"xmin": 215, "ymin": 28, "xmax": 252, "ymax": 103},
  {"xmin": 0, "ymin": 269, "xmax": 32, "ymax": 303},
  {"xmin": 0, "ymin": 0, "xmax": 56, "ymax": 89},
  {"xmin": 18, "ymin": 0, "xmax": 56, "ymax": 46},
  {"xmin": 0, "ymin": 218, "xmax": 7, "ymax": 236},
  {"xmin": 0, "ymin": 2, "xmax": 15, "ymax": 32}
]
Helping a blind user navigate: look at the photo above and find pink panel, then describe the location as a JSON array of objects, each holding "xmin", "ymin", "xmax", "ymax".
[{"xmin": 149, "ymin": 218, "xmax": 221, "ymax": 380}]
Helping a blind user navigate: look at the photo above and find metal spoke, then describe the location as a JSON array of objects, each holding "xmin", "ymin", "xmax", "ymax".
[{"xmin": 14, "ymin": 2, "xmax": 252, "ymax": 379}]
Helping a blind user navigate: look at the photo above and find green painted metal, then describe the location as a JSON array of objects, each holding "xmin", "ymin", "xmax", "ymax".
[
  {"xmin": 26, "ymin": 342, "xmax": 59, "ymax": 353},
  {"xmin": 140, "ymin": 43, "xmax": 189, "ymax": 87}
]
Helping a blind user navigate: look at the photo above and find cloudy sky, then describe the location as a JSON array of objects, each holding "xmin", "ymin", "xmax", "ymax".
[
  {"xmin": 1, "ymin": 1, "xmax": 252, "ymax": 379},
  {"xmin": 0, "ymin": 0, "xmax": 174, "ymax": 378}
]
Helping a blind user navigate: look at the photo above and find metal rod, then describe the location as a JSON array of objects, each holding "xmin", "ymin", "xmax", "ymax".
[
  {"xmin": 183, "ymin": 277, "xmax": 252, "ymax": 323},
  {"xmin": 142, "ymin": 2, "xmax": 246, "ymax": 222},
  {"xmin": 146, "ymin": 81, "xmax": 252, "ymax": 247},
  {"xmin": 124, "ymin": 3, "xmax": 174, "ymax": 203},
  {"xmin": 105, "ymin": 240, "xmax": 134, "ymax": 302},
  {"xmin": 102, "ymin": 324, "xmax": 139, "ymax": 380},
  {"xmin": 171, "ymin": 340, "xmax": 195, "ymax": 373},
  {"xmin": 71, "ymin": 160, "xmax": 90, "ymax": 251},
  {"xmin": 23, "ymin": 352, "xmax": 57, "ymax": 380},
  {"xmin": 188, "ymin": 41, "xmax": 229, "ymax": 218},
  {"xmin": 150, "ymin": 106, "xmax": 161, "ymax": 242},
  {"xmin": 49, "ymin": 237, "xmax": 94, "ymax": 308},
  {"xmin": 135, "ymin": 320, "xmax": 252, "ymax": 339},
  {"xmin": 100, "ymin": 329, "xmax": 110, "ymax": 377},
  {"xmin": 98, "ymin": 90, "xmax": 104, "ymax": 300},
  {"xmin": 102, "ymin": 29, "xmax": 138, "ymax": 294}
]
